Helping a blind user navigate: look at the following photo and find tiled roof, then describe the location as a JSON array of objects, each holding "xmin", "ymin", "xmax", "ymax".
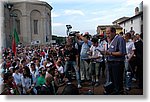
[{"xmin": 97, "ymin": 25, "xmax": 122, "ymax": 29}]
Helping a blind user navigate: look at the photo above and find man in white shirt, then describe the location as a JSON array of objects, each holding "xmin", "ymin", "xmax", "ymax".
[
  {"xmin": 124, "ymin": 32, "xmax": 136, "ymax": 91},
  {"xmin": 89, "ymin": 37, "xmax": 103, "ymax": 86}
]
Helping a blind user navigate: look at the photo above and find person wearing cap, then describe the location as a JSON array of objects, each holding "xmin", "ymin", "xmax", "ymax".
[
  {"xmin": 104, "ymin": 27, "xmax": 126, "ymax": 94},
  {"xmin": 76, "ymin": 32, "xmax": 92, "ymax": 82}
]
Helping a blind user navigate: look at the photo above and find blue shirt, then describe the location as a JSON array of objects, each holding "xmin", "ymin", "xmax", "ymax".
[
  {"xmin": 80, "ymin": 40, "xmax": 92, "ymax": 59},
  {"xmin": 107, "ymin": 35, "xmax": 126, "ymax": 61}
]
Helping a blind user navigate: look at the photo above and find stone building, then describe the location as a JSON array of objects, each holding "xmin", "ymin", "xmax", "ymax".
[
  {"xmin": 3, "ymin": 1, "xmax": 53, "ymax": 48},
  {"xmin": 97, "ymin": 25, "xmax": 122, "ymax": 35},
  {"xmin": 118, "ymin": 9, "xmax": 143, "ymax": 34},
  {"xmin": 112, "ymin": 17, "xmax": 130, "ymax": 26},
  {"xmin": 113, "ymin": 1, "xmax": 143, "ymax": 34}
]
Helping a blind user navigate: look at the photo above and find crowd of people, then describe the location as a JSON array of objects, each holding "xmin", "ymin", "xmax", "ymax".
[{"xmin": 0, "ymin": 27, "xmax": 143, "ymax": 95}]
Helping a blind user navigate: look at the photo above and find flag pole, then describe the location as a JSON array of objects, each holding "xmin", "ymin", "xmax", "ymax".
[{"xmin": 11, "ymin": 13, "xmax": 18, "ymax": 56}]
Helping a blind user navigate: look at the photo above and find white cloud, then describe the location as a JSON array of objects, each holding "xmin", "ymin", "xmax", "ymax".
[
  {"xmin": 52, "ymin": 23, "xmax": 64, "ymax": 27},
  {"xmin": 85, "ymin": 14, "xmax": 116, "ymax": 24},
  {"xmin": 91, "ymin": 10, "xmax": 108, "ymax": 15},
  {"xmin": 125, "ymin": 0, "xmax": 142, "ymax": 6},
  {"xmin": 89, "ymin": 0, "xmax": 143, "ymax": 23},
  {"xmin": 86, "ymin": 17, "xmax": 101, "ymax": 22},
  {"xmin": 64, "ymin": 9, "xmax": 85, "ymax": 16},
  {"xmin": 51, "ymin": 12, "xmax": 60, "ymax": 17},
  {"xmin": 7, "ymin": 0, "xmax": 40, "ymax": 2},
  {"xmin": 42, "ymin": 0, "xmax": 143, "ymax": 36},
  {"xmin": 42, "ymin": 0, "xmax": 124, "ymax": 4}
]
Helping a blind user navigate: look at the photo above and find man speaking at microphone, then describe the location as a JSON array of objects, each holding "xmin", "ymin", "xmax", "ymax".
[{"xmin": 104, "ymin": 27, "xmax": 126, "ymax": 95}]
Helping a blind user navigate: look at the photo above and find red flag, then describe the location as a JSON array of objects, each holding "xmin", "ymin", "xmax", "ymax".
[
  {"xmin": 12, "ymin": 28, "xmax": 19, "ymax": 56},
  {"xmin": 12, "ymin": 38, "xmax": 16, "ymax": 56}
]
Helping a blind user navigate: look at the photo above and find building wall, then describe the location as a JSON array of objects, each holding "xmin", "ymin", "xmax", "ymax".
[
  {"xmin": 4, "ymin": 1, "xmax": 52, "ymax": 47},
  {"xmin": 120, "ymin": 21, "xmax": 131, "ymax": 33},
  {"xmin": 0, "ymin": 1, "xmax": 4, "ymax": 50},
  {"xmin": 132, "ymin": 17, "xmax": 141, "ymax": 34},
  {"xmin": 97, "ymin": 26, "xmax": 122, "ymax": 35},
  {"xmin": 119, "ymin": 15, "xmax": 142, "ymax": 34}
]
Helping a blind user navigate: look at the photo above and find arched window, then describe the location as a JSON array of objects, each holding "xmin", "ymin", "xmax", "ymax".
[
  {"xmin": 30, "ymin": 10, "xmax": 41, "ymax": 35},
  {"xmin": 33, "ymin": 20, "xmax": 38, "ymax": 34}
]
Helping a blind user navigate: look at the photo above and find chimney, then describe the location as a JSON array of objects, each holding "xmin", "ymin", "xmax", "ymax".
[{"xmin": 135, "ymin": 7, "xmax": 139, "ymax": 15}]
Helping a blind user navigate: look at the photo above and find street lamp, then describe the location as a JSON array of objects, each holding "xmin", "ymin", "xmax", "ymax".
[
  {"xmin": 6, "ymin": 3, "xmax": 17, "ymax": 36},
  {"xmin": 66, "ymin": 25, "xmax": 72, "ymax": 36},
  {"xmin": 6, "ymin": 3, "xmax": 13, "ymax": 11},
  {"xmin": 5, "ymin": 3, "xmax": 15, "ymax": 47}
]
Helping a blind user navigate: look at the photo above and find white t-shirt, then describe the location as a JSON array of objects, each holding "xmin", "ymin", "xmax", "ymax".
[
  {"xmin": 90, "ymin": 45, "xmax": 103, "ymax": 62},
  {"xmin": 98, "ymin": 40, "xmax": 107, "ymax": 51},
  {"xmin": 126, "ymin": 39, "xmax": 136, "ymax": 58},
  {"xmin": 56, "ymin": 65, "xmax": 64, "ymax": 74},
  {"xmin": 30, "ymin": 69, "xmax": 39, "ymax": 84},
  {"xmin": 13, "ymin": 73, "xmax": 22, "ymax": 85},
  {"xmin": 21, "ymin": 76, "xmax": 32, "ymax": 94}
]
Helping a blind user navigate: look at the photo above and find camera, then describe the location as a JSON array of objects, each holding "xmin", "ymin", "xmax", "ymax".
[{"xmin": 69, "ymin": 31, "xmax": 80, "ymax": 36}]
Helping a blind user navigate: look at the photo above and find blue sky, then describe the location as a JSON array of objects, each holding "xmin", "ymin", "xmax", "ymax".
[{"xmin": 39, "ymin": 0, "xmax": 143, "ymax": 37}]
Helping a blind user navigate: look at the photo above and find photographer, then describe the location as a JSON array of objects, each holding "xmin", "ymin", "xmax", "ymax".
[
  {"xmin": 64, "ymin": 44, "xmax": 81, "ymax": 88},
  {"xmin": 67, "ymin": 31, "xmax": 80, "ymax": 49}
]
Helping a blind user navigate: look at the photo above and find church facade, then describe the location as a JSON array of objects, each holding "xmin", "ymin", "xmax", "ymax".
[{"xmin": 3, "ymin": 1, "xmax": 53, "ymax": 47}]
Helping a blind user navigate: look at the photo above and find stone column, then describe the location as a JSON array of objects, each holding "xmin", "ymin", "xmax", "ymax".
[
  {"xmin": 41, "ymin": 12, "xmax": 47, "ymax": 44},
  {"xmin": 0, "ymin": 2, "xmax": 5, "ymax": 49},
  {"xmin": 21, "ymin": 14, "xmax": 31, "ymax": 44}
]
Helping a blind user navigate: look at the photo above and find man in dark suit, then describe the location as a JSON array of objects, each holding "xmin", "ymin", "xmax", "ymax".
[{"xmin": 134, "ymin": 33, "xmax": 143, "ymax": 89}]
